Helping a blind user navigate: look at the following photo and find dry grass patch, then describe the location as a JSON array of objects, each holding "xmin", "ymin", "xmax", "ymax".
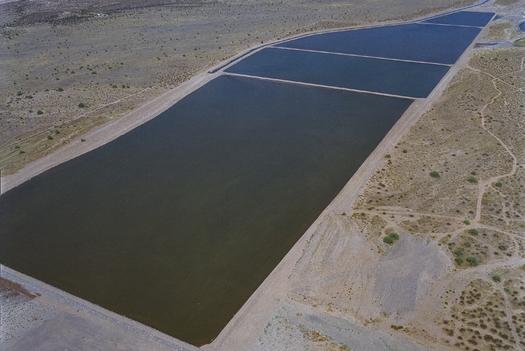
[
  {"xmin": 447, "ymin": 280, "xmax": 516, "ymax": 350},
  {"xmin": 486, "ymin": 23, "xmax": 512, "ymax": 39},
  {"xmin": 355, "ymin": 68, "xmax": 511, "ymax": 217},
  {"xmin": 514, "ymin": 38, "xmax": 525, "ymax": 47},
  {"xmin": 447, "ymin": 229, "xmax": 515, "ymax": 268}
]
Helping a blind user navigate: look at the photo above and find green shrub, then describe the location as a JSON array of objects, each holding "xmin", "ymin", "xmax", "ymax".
[
  {"xmin": 383, "ymin": 236, "xmax": 394, "ymax": 244},
  {"xmin": 25, "ymin": 95, "xmax": 33, "ymax": 99},
  {"xmin": 463, "ymin": 220, "xmax": 470, "ymax": 225},
  {"xmin": 37, "ymin": 110, "xmax": 43, "ymax": 115},
  {"xmin": 430, "ymin": 171, "xmax": 440, "ymax": 178},
  {"xmin": 402, "ymin": 149, "xmax": 407, "ymax": 153},
  {"xmin": 389, "ymin": 232, "xmax": 399, "ymax": 240},
  {"xmin": 16, "ymin": 91, "xmax": 22, "ymax": 96},
  {"xmin": 78, "ymin": 103, "xmax": 86, "ymax": 108},
  {"xmin": 498, "ymin": 244, "xmax": 507, "ymax": 251},
  {"xmin": 57, "ymin": 87, "xmax": 64, "ymax": 92},
  {"xmin": 468, "ymin": 229, "xmax": 479, "ymax": 235},
  {"xmin": 453, "ymin": 248, "xmax": 464, "ymax": 256},
  {"xmin": 467, "ymin": 176, "xmax": 478, "ymax": 183},
  {"xmin": 383, "ymin": 232, "xmax": 400, "ymax": 244},
  {"xmin": 495, "ymin": 181, "xmax": 502, "ymax": 187},
  {"xmin": 466, "ymin": 256, "xmax": 479, "ymax": 267},
  {"xmin": 385, "ymin": 154, "xmax": 391, "ymax": 159},
  {"xmin": 492, "ymin": 275, "xmax": 501, "ymax": 282},
  {"xmin": 47, "ymin": 135, "xmax": 53, "ymax": 140},
  {"xmin": 455, "ymin": 256, "xmax": 464, "ymax": 265}
]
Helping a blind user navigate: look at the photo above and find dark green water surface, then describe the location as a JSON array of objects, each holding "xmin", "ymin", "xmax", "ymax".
[{"xmin": 0, "ymin": 76, "xmax": 412, "ymax": 345}]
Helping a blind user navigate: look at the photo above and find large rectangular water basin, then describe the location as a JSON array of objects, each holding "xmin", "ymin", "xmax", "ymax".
[{"xmin": 0, "ymin": 75, "xmax": 413, "ymax": 345}]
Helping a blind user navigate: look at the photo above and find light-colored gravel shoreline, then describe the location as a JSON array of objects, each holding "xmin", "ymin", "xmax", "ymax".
[{"xmin": 0, "ymin": 264, "xmax": 199, "ymax": 351}]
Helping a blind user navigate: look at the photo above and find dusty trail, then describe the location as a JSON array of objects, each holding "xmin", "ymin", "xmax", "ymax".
[
  {"xmin": 467, "ymin": 60, "xmax": 522, "ymax": 222},
  {"xmin": 502, "ymin": 279, "xmax": 524, "ymax": 351}
]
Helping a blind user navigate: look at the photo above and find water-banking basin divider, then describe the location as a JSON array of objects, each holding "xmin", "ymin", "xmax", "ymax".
[{"xmin": 0, "ymin": 8, "xmax": 494, "ymax": 347}]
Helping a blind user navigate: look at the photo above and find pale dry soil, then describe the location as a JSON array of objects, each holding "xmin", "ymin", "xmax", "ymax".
[
  {"xmin": 0, "ymin": 0, "xmax": 474, "ymax": 177},
  {"xmin": 0, "ymin": 266, "xmax": 198, "ymax": 351},
  {"xmin": 205, "ymin": 2, "xmax": 525, "ymax": 351}
]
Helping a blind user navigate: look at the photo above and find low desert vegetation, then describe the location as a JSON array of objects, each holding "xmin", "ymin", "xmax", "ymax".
[{"xmin": 383, "ymin": 232, "xmax": 400, "ymax": 244}]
